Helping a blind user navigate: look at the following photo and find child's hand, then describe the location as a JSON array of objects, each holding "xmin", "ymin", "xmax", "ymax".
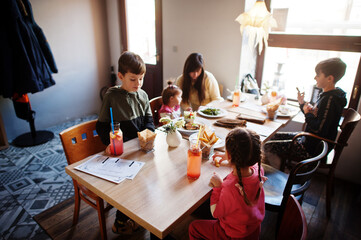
[
  {"xmin": 303, "ymin": 103, "xmax": 313, "ymax": 114},
  {"xmin": 296, "ymin": 87, "xmax": 305, "ymax": 105},
  {"xmin": 104, "ymin": 145, "xmax": 112, "ymax": 156},
  {"xmin": 210, "ymin": 172, "xmax": 223, "ymax": 188},
  {"xmin": 212, "ymin": 152, "xmax": 227, "ymax": 163}
]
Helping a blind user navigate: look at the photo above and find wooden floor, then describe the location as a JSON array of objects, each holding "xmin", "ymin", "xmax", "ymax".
[{"xmin": 34, "ymin": 172, "xmax": 361, "ymax": 240}]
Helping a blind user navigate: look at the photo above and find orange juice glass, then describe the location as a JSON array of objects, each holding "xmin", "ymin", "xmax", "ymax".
[
  {"xmin": 110, "ymin": 122, "xmax": 123, "ymax": 155},
  {"xmin": 233, "ymin": 89, "xmax": 240, "ymax": 107},
  {"xmin": 187, "ymin": 139, "xmax": 202, "ymax": 179}
]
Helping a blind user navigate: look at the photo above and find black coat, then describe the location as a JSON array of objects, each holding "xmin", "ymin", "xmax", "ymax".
[{"xmin": 0, "ymin": 0, "xmax": 57, "ymax": 98}]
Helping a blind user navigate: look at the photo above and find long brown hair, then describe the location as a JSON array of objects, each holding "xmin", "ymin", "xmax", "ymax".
[
  {"xmin": 225, "ymin": 128, "xmax": 263, "ymax": 206},
  {"xmin": 181, "ymin": 53, "xmax": 205, "ymax": 105}
]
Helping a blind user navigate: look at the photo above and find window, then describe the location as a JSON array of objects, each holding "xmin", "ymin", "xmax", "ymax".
[{"xmin": 255, "ymin": 0, "xmax": 361, "ymax": 109}]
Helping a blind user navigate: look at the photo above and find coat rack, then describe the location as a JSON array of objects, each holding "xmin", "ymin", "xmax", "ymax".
[{"xmin": 12, "ymin": 94, "xmax": 53, "ymax": 147}]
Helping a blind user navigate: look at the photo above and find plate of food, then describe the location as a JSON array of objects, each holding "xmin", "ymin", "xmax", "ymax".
[
  {"xmin": 175, "ymin": 117, "xmax": 213, "ymax": 135},
  {"xmin": 261, "ymin": 105, "xmax": 299, "ymax": 117},
  {"xmin": 197, "ymin": 106, "xmax": 228, "ymax": 118}
]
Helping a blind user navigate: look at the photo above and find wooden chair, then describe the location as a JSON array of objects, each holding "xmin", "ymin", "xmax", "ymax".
[
  {"xmin": 150, "ymin": 96, "xmax": 163, "ymax": 127},
  {"xmin": 289, "ymin": 108, "xmax": 360, "ymax": 217},
  {"xmin": 263, "ymin": 141, "xmax": 328, "ymax": 234},
  {"xmin": 59, "ymin": 119, "xmax": 111, "ymax": 240},
  {"xmin": 277, "ymin": 194, "xmax": 307, "ymax": 240}
]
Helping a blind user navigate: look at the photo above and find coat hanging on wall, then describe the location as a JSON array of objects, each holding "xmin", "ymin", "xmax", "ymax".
[
  {"xmin": 0, "ymin": 0, "xmax": 58, "ymax": 98},
  {"xmin": 0, "ymin": 0, "xmax": 58, "ymax": 146}
]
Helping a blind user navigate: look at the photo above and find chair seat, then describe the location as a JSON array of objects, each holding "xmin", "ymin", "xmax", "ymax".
[{"xmin": 263, "ymin": 164, "xmax": 301, "ymax": 209}]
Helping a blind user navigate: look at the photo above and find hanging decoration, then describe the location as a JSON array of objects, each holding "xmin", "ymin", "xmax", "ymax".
[{"xmin": 235, "ymin": 0, "xmax": 277, "ymax": 54}]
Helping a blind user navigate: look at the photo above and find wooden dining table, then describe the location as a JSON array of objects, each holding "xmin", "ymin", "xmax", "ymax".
[{"xmin": 65, "ymin": 93, "xmax": 299, "ymax": 239}]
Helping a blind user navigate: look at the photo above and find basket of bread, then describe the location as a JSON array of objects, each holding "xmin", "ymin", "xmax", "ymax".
[
  {"xmin": 266, "ymin": 98, "xmax": 282, "ymax": 120},
  {"xmin": 137, "ymin": 129, "xmax": 157, "ymax": 151}
]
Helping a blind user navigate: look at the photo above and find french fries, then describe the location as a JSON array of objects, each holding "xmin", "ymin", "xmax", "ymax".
[{"xmin": 198, "ymin": 126, "xmax": 219, "ymax": 148}]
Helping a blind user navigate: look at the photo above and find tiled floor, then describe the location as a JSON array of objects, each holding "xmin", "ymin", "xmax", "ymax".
[{"xmin": 0, "ymin": 115, "xmax": 98, "ymax": 240}]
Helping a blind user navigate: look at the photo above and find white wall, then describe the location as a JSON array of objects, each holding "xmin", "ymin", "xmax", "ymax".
[
  {"xmin": 0, "ymin": 0, "xmax": 111, "ymax": 141},
  {"xmin": 163, "ymin": 0, "xmax": 245, "ymax": 96}
]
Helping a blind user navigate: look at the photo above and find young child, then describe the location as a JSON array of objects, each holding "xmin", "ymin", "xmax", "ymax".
[
  {"xmin": 189, "ymin": 128, "xmax": 266, "ymax": 240},
  {"xmin": 158, "ymin": 80, "xmax": 182, "ymax": 120},
  {"xmin": 264, "ymin": 57, "xmax": 347, "ymax": 168},
  {"xmin": 96, "ymin": 51, "xmax": 155, "ymax": 234}
]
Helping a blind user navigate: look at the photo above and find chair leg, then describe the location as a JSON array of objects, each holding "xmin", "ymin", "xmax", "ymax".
[
  {"xmin": 326, "ymin": 174, "xmax": 334, "ymax": 218},
  {"xmin": 72, "ymin": 184, "xmax": 81, "ymax": 225},
  {"xmin": 96, "ymin": 198, "xmax": 107, "ymax": 240}
]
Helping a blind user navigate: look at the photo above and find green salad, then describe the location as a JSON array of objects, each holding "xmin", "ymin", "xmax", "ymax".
[{"xmin": 201, "ymin": 108, "xmax": 220, "ymax": 116}]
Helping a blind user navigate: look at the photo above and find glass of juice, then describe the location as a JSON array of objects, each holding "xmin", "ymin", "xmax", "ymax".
[
  {"xmin": 110, "ymin": 122, "xmax": 123, "ymax": 155},
  {"xmin": 187, "ymin": 139, "xmax": 202, "ymax": 179},
  {"xmin": 233, "ymin": 88, "xmax": 240, "ymax": 107}
]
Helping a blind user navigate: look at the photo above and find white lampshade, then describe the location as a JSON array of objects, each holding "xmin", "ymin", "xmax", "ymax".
[{"xmin": 235, "ymin": 0, "xmax": 277, "ymax": 54}]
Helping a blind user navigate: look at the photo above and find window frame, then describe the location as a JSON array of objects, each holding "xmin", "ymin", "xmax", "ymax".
[{"xmin": 255, "ymin": 2, "xmax": 361, "ymax": 110}]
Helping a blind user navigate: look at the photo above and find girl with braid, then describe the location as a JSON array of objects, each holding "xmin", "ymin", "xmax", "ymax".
[{"xmin": 189, "ymin": 128, "xmax": 267, "ymax": 240}]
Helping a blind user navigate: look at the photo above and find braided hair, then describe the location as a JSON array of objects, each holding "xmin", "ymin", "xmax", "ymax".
[{"xmin": 225, "ymin": 127, "xmax": 263, "ymax": 206}]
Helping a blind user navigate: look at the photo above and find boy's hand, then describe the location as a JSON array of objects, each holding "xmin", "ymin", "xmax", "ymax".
[
  {"xmin": 210, "ymin": 172, "xmax": 223, "ymax": 188},
  {"xmin": 296, "ymin": 87, "xmax": 305, "ymax": 104},
  {"xmin": 104, "ymin": 145, "xmax": 112, "ymax": 156},
  {"xmin": 303, "ymin": 103, "xmax": 314, "ymax": 114}
]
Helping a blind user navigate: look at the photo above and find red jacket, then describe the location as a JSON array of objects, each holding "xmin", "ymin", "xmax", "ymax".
[{"xmin": 211, "ymin": 164, "xmax": 265, "ymax": 238}]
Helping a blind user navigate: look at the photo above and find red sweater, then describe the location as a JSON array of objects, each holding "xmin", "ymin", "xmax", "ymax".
[{"xmin": 210, "ymin": 164, "xmax": 265, "ymax": 238}]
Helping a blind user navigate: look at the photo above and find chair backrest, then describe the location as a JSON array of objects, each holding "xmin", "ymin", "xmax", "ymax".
[
  {"xmin": 283, "ymin": 141, "xmax": 328, "ymax": 204},
  {"xmin": 326, "ymin": 108, "xmax": 361, "ymax": 169},
  {"xmin": 150, "ymin": 96, "xmax": 163, "ymax": 127},
  {"xmin": 277, "ymin": 194, "xmax": 307, "ymax": 240},
  {"xmin": 59, "ymin": 120, "xmax": 107, "ymax": 165}
]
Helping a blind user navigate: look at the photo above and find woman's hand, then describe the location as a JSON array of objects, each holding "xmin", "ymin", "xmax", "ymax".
[{"xmin": 210, "ymin": 172, "xmax": 223, "ymax": 188}]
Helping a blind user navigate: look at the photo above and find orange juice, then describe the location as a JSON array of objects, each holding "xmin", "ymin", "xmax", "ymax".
[
  {"xmin": 233, "ymin": 89, "xmax": 240, "ymax": 107},
  {"xmin": 110, "ymin": 123, "xmax": 123, "ymax": 156},
  {"xmin": 187, "ymin": 141, "xmax": 202, "ymax": 179}
]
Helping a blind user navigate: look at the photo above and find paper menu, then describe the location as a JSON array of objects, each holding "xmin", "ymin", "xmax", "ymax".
[{"xmin": 74, "ymin": 154, "xmax": 145, "ymax": 184}]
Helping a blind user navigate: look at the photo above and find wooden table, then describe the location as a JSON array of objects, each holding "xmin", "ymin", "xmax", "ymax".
[
  {"xmin": 66, "ymin": 133, "xmax": 232, "ymax": 239},
  {"xmin": 198, "ymin": 93, "xmax": 298, "ymax": 144},
  {"xmin": 65, "ymin": 94, "xmax": 298, "ymax": 239}
]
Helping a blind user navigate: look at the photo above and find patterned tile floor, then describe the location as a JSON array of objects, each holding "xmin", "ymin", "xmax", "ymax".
[{"xmin": 0, "ymin": 115, "xmax": 98, "ymax": 240}]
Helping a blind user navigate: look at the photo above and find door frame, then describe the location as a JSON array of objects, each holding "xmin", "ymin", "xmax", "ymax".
[{"xmin": 118, "ymin": 0, "xmax": 163, "ymax": 99}]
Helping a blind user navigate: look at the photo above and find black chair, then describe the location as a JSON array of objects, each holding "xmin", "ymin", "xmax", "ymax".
[
  {"xmin": 263, "ymin": 140, "xmax": 328, "ymax": 234},
  {"xmin": 277, "ymin": 194, "xmax": 307, "ymax": 240},
  {"xmin": 288, "ymin": 108, "xmax": 360, "ymax": 217}
]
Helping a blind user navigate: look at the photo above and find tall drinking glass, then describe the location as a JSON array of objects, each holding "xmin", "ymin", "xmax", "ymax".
[
  {"xmin": 187, "ymin": 139, "xmax": 202, "ymax": 179},
  {"xmin": 233, "ymin": 88, "xmax": 241, "ymax": 107},
  {"xmin": 110, "ymin": 122, "xmax": 123, "ymax": 155}
]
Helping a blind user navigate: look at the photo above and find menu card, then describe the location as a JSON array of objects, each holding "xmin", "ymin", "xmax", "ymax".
[{"xmin": 75, "ymin": 154, "xmax": 145, "ymax": 184}]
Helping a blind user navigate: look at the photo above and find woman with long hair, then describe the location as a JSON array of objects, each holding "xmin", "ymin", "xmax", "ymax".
[{"xmin": 176, "ymin": 53, "xmax": 223, "ymax": 111}]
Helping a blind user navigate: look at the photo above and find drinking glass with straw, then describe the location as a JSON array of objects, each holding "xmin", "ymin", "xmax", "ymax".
[
  {"xmin": 109, "ymin": 107, "xmax": 124, "ymax": 156},
  {"xmin": 187, "ymin": 125, "xmax": 203, "ymax": 179}
]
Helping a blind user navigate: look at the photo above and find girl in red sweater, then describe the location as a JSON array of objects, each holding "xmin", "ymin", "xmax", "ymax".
[{"xmin": 189, "ymin": 128, "xmax": 267, "ymax": 240}]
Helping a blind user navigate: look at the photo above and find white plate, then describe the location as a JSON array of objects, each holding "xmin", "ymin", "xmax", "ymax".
[
  {"xmin": 189, "ymin": 133, "xmax": 224, "ymax": 149},
  {"xmin": 227, "ymin": 94, "xmax": 247, "ymax": 102},
  {"xmin": 197, "ymin": 106, "xmax": 228, "ymax": 118},
  {"xmin": 261, "ymin": 105, "xmax": 299, "ymax": 117},
  {"xmin": 174, "ymin": 117, "xmax": 213, "ymax": 135}
]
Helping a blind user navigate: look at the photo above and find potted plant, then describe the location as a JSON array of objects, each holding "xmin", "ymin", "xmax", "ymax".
[{"xmin": 159, "ymin": 117, "xmax": 185, "ymax": 147}]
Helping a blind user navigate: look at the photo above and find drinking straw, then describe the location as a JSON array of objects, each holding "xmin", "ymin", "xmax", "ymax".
[
  {"xmin": 110, "ymin": 107, "xmax": 116, "ymax": 155},
  {"xmin": 196, "ymin": 125, "xmax": 203, "ymax": 147}
]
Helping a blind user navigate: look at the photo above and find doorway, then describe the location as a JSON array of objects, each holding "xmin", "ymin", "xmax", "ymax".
[{"xmin": 119, "ymin": 0, "xmax": 163, "ymax": 100}]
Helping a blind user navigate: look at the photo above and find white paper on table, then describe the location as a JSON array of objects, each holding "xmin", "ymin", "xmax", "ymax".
[{"xmin": 74, "ymin": 154, "xmax": 145, "ymax": 184}]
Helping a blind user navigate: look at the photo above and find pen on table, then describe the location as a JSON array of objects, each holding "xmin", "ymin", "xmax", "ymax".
[
  {"xmin": 129, "ymin": 161, "xmax": 134, "ymax": 167},
  {"xmin": 102, "ymin": 157, "xmax": 109, "ymax": 164},
  {"xmin": 115, "ymin": 159, "xmax": 119, "ymax": 163}
]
